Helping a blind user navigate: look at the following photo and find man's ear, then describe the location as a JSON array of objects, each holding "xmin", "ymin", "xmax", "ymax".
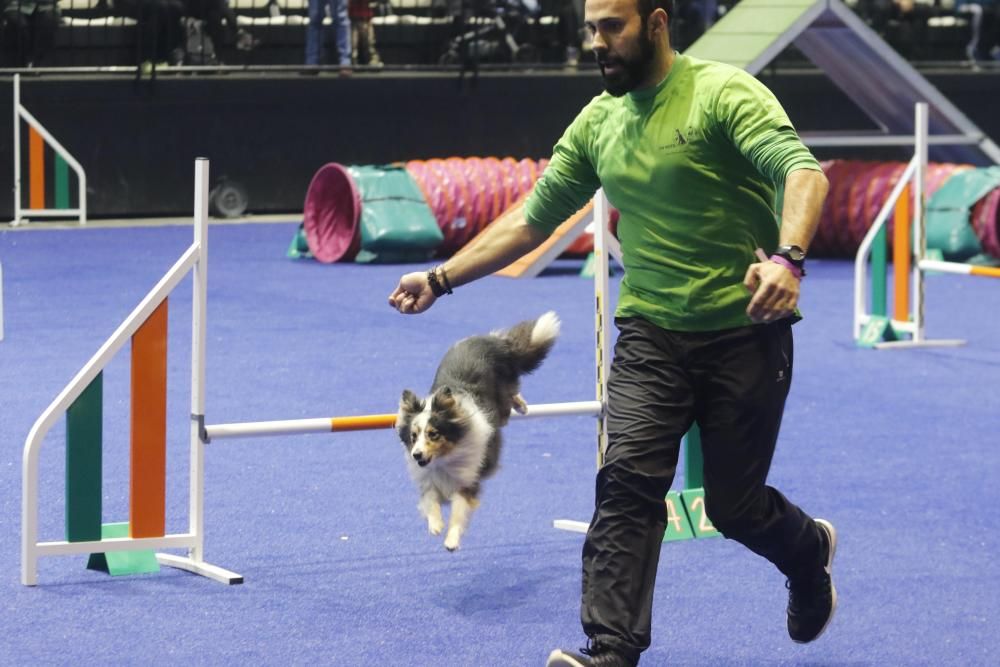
[{"xmin": 649, "ymin": 8, "xmax": 669, "ymax": 38}]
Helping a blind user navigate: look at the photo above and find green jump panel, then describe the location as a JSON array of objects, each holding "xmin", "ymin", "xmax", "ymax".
[
  {"xmin": 54, "ymin": 154, "xmax": 70, "ymax": 209},
  {"xmin": 66, "ymin": 373, "xmax": 103, "ymax": 543},
  {"xmin": 683, "ymin": 423, "xmax": 704, "ymax": 489},
  {"xmin": 86, "ymin": 522, "xmax": 161, "ymax": 576},
  {"xmin": 870, "ymin": 225, "xmax": 888, "ymax": 318}
]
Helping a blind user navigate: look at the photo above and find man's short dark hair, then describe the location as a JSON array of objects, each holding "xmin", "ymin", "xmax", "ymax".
[{"xmin": 637, "ymin": 0, "xmax": 674, "ymax": 19}]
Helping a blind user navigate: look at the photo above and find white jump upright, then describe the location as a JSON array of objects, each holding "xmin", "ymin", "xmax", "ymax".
[
  {"xmin": 12, "ymin": 74, "xmax": 87, "ymax": 226},
  {"xmin": 152, "ymin": 159, "xmax": 241, "ymax": 583},
  {"xmin": 21, "ymin": 159, "xmax": 240, "ymax": 586},
  {"xmin": 553, "ymin": 189, "xmax": 613, "ymax": 535}
]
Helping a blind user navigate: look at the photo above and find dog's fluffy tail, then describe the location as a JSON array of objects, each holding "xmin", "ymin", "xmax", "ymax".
[{"xmin": 497, "ymin": 311, "xmax": 561, "ymax": 374}]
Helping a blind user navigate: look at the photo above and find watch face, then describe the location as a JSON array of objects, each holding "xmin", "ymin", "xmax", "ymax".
[{"xmin": 779, "ymin": 245, "xmax": 805, "ymax": 261}]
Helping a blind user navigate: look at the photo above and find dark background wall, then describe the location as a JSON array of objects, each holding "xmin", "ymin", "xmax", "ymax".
[{"xmin": 2, "ymin": 69, "xmax": 997, "ymax": 220}]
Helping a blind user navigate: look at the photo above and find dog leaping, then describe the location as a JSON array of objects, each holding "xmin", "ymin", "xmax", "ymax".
[{"xmin": 396, "ymin": 311, "xmax": 561, "ymax": 551}]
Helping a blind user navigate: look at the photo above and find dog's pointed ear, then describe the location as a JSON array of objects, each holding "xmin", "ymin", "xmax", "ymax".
[
  {"xmin": 399, "ymin": 389, "xmax": 423, "ymax": 415},
  {"xmin": 431, "ymin": 386, "xmax": 456, "ymax": 411}
]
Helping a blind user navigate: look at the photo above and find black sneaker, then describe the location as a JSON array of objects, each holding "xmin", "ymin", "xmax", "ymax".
[
  {"xmin": 787, "ymin": 518, "xmax": 837, "ymax": 643},
  {"xmin": 546, "ymin": 647, "xmax": 635, "ymax": 667}
]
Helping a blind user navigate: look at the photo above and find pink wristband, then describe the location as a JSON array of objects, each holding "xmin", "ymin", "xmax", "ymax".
[{"xmin": 769, "ymin": 254, "xmax": 803, "ymax": 280}]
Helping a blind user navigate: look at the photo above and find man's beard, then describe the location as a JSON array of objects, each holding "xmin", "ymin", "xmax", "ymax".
[{"xmin": 599, "ymin": 29, "xmax": 656, "ymax": 97}]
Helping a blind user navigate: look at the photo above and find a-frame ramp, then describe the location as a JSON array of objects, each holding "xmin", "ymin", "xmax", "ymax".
[{"xmin": 686, "ymin": 0, "xmax": 1000, "ymax": 166}]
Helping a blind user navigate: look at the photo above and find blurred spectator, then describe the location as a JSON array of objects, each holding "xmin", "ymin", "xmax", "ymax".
[
  {"xmin": 672, "ymin": 0, "xmax": 712, "ymax": 50},
  {"xmin": 958, "ymin": 0, "xmax": 1000, "ymax": 61},
  {"xmin": 540, "ymin": 0, "xmax": 581, "ymax": 64},
  {"xmin": 868, "ymin": 0, "xmax": 934, "ymax": 59},
  {"xmin": 348, "ymin": 0, "xmax": 381, "ymax": 65},
  {"xmin": 114, "ymin": 0, "xmax": 186, "ymax": 65},
  {"xmin": 182, "ymin": 0, "xmax": 260, "ymax": 64},
  {"xmin": 1, "ymin": 0, "xmax": 60, "ymax": 67},
  {"xmin": 306, "ymin": 0, "xmax": 352, "ymax": 72}
]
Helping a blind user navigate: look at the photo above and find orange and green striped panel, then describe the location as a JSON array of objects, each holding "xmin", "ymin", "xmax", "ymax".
[
  {"xmin": 24, "ymin": 126, "xmax": 73, "ymax": 211},
  {"xmin": 64, "ymin": 298, "xmax": 170, "ymax": 571}
]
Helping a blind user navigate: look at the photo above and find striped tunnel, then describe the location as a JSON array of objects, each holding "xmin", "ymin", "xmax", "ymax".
[{"xmin": 65, "ymin": 300, "xmax": 169, "ymax": 549}]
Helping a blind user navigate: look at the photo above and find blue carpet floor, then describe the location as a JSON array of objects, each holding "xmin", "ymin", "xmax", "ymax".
[{"xmin": 1, "ymin": 222, "xmax": 998, "ymax": 666}]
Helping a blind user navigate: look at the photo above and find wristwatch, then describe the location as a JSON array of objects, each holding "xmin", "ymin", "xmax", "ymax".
[{"xmin": 773, "ymin": 244, "xmax": 806, "ymax": 276}]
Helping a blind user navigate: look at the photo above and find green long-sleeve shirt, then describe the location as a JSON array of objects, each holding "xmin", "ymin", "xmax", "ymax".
[{"xmin": 524, "ymin": 53, "xmax": 821, "ymax": 332}]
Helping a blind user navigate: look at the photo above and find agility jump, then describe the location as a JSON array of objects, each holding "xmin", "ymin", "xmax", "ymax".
[
  {"xmin": 20, "ymin": 158, "xmax": 611, "ymax": 586},
  {"xmin": 854, "ymin": 103, "xmax": 1000, "ymax": 349},
  {"xmin": 11, "ymin": 74, "xmax": 87, "ymax": 226}
]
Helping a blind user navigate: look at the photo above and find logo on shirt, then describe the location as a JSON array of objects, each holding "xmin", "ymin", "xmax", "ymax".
[{"xmin": 658, "ymin": 126, "xmax": 700, "ymax": 153}]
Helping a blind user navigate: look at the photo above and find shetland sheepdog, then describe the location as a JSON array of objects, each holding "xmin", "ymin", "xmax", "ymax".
[{"xmin": 396, "ymin": 311, "xmax": 560, "ymax": 551}]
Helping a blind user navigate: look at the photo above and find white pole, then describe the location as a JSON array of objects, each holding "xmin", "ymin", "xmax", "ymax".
[
  {"xmin": 190, "ymin": 158, "xmax": 209, "ymax": 564},
  {"xmin": 912, "ymin": 103, "xmax": 928, "ymax": 344},
  {"xmin": 853, "ymin": 157, "xmax": 919, "ymax": 340},
  {"xmin": 13, "ymin": 74, "xmax": 21, "ymax": 226},
  {"xmin": 592, "ymin": 189, "xmax": 611, "ymax": 468}
]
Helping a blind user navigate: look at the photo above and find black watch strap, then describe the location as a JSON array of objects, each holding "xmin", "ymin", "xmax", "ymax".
[{"xmin": 774, "ymin": 244, "xmax": 806, "ymax": 268}]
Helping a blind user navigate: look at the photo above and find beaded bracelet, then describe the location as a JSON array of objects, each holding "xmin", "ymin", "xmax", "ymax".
[{"xmin": 427, "ymin": 266, "xmax": 453, "ymax": 297}]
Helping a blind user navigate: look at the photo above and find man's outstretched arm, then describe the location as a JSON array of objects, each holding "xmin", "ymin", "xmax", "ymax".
[{"xmin": 388, "ymin": 203, "xmax": 550, "ymax": 314}]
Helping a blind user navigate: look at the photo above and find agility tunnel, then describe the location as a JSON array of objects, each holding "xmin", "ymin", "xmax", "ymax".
[{"xmin": 291, "ymin": 156, "xmax": 597, "ymax": 264}]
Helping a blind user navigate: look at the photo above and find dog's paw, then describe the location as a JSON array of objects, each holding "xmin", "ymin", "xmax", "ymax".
[
  {"xmin": 428, "ymin": 517, "xmax": 444, "ymax": 535},
  {"xmin": 512, "ymin": 393, "xmax": 528, "ymax": 414},
  {"xmin": 444, "ymin": 530, "xmax": 461, "ymax": 551}
]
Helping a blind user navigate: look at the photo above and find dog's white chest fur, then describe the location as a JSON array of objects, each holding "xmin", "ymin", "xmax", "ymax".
[{"xmin": 404, "ymin": 394, "xmax": 492, "ymax": 498}]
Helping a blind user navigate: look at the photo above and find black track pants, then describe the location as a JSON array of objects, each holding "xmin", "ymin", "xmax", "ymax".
[{"xmin": 580, "ymin": 317, "xmax": 824, "ymax": 659}]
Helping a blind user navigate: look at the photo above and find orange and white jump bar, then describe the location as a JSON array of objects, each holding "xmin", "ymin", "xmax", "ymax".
[
  {"xmin": 204, "ymin": 400, "xmax": 604, "ymax": 441},
  {"xmin": 918, "ymin": 259, "xmax": 1000, "ymax": 279}
]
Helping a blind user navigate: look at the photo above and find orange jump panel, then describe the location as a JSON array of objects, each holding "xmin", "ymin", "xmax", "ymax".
[
  {"xmin": 893, "ymin": 184, "xmax": 911, "ymax": 322},
  {"xmin": 28, "ymin": 127, "xmax": 45, "ymax": 210},
  {"xmin": 130, "ymin": 300, "xmax": 168, "ymax": 538}
]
